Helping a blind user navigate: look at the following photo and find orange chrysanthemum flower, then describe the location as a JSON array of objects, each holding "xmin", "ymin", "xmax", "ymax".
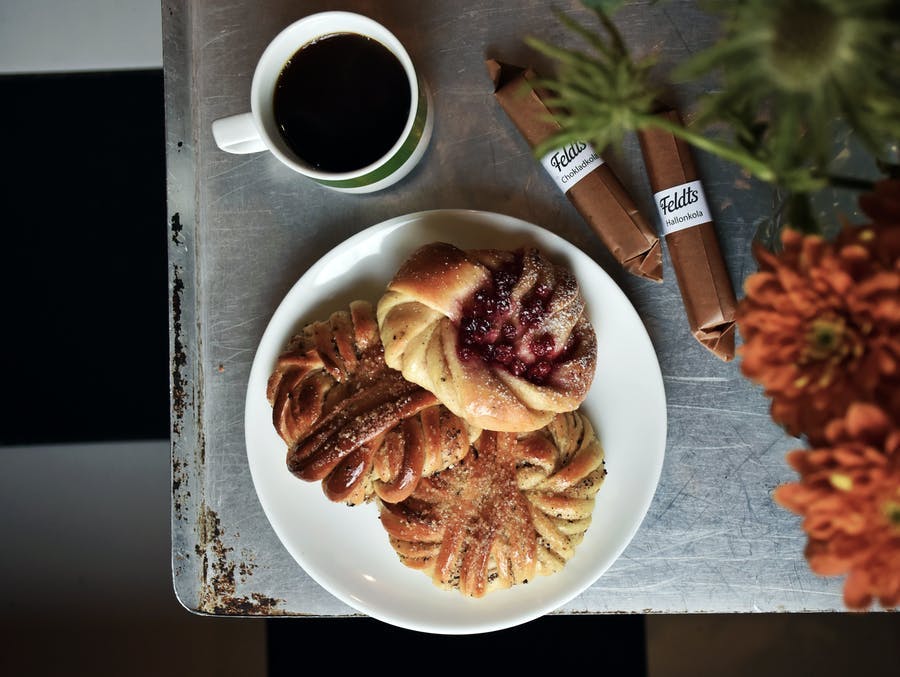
[
  {"xmin": 774, "ymin": 403, "xmax": 900, "ymax": 610},
  {"xmin": 736, "ymin": 207, "xmax": 900, "ymax": 443}
]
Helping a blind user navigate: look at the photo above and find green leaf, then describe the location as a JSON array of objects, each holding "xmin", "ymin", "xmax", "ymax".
[
  {"xmin": 581, "ymin": 0, "xmax": 628, "ymax": 16},
  {"xmin": 553, "ymin": 10, "xmax": 615, "ymax": 61}
]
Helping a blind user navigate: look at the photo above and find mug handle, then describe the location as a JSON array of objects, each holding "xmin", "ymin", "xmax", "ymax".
[{"xmin": 211, "ymin": 113, "xmax": 268, "ymax": 154}]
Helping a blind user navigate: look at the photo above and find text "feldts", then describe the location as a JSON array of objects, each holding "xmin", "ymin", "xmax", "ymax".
[
  {"xmin": 549, "ymin": 142, "xmax": 589, "ymax": 172},
  {"xmin": 658, "ymin": 185, "xmax": 700, "ymax": 214}
]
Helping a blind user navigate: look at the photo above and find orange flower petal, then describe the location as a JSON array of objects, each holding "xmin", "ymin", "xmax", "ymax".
[
  {"xmin": 843, "ymin": 568, "xmax": 874, "ymax": 609},
  {"xmin": 844, "ymin": 403, "xmax": 891, "ymax": 443}
]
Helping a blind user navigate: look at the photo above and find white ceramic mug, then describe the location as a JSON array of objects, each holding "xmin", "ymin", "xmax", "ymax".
[{"xmin": 211, "ymin": 11, "xmax": 434, "ymax": 194}]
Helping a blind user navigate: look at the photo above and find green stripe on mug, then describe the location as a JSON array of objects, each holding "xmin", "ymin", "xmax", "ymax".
[{"xmin": 314, "ymin": 86, "xmax": 430, "ymax": 190}]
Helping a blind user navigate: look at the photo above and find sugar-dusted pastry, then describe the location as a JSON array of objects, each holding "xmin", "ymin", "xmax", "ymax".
[
  {"xmin": 378, "ymin": 410, "xmax": 606, "ymax": 597},
  {"xmin": 267, "ymin": 300, "xmax": 476, "ymax": 505},
  {"xmin": 377, "ymin": 242, "xmax": 598, "ymax": 432}
]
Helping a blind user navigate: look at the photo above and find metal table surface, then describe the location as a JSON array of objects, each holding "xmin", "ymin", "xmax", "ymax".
[{"xmin": 166, "ymin": 0, "xmax": 844, "ymax": 617}]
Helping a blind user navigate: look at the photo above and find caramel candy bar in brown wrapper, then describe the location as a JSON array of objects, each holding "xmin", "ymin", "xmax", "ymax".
[
  {"xmin": 637, "ymin": 109, "xmax": 737, "ymax": 361},
  {"xmin": 486, "ymin": 59, "xmax": 663, "ymax": 282}
]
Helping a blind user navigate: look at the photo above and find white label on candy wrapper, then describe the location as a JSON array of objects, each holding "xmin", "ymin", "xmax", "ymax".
[
  {"xmin": 540, "ymin": 141, "xmax": 604, "ymax": 192},
  {"xmin": 654, "ymin": 179, "xmax": 711, "ymax": 235}
]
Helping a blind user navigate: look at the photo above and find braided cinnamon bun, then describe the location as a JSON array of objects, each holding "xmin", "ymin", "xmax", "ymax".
[
  {"xmin": 377, "ymin": 242, "xmax": 597, "ymax": 432},
  {"xmin": 378, "ymin": 410, "xmax": 606, "ymax": 597},
  {"xmin": 267, "ymin": 300, "xmax": 476, "ymax": 505}
]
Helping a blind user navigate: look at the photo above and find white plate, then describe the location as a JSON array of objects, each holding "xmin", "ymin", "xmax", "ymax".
[{"xmin": 245, "ymin": 209, "xmax": 667, "ymax": 634}]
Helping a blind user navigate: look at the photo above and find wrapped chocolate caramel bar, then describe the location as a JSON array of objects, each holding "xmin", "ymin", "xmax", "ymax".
[
  {"xmin": 486, "ymin": 59, "xmax": 662, "ymax": 282},
  {"xmin": 637, "ymin": 108, "xmax": 737, "ymax": 361}
]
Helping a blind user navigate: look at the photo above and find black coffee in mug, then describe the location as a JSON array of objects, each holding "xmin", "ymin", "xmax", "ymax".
[{"xmin": 273, "ymin": 32, "xmax": 412, "ymax": 173}]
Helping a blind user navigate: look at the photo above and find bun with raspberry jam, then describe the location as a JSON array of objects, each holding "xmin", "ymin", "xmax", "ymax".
[{"xmin": 376, "ymin": 243, "xmax": 597, "ymax": 432}]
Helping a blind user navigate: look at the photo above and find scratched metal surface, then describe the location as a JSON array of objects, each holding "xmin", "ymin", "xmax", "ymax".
[{"xmin": 166, "ymin": 0, "xmax": 846, "ymax": 617}]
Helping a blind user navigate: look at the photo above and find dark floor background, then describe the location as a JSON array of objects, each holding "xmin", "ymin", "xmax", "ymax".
[
  {"xmin": 2, "ymin": 70, "xmax": 896, "ymax": 677},
  {"xmin": 268, "ymin": 615, "xmax": 648, "ymax": 674},
  {"xmin": 2, "ymin": 70, "xmax": 170, "ymax": 445}
]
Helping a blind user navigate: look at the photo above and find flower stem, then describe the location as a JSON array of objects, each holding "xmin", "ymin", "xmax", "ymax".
[
  {"xmin": 638, "ymin": 113, "xmax": 777, "ymax": 183},
  {"xmin": 784, "ymin": 192, "xmax": 821, "ymax": 234},
  {"xmin": 822, "ymin": 174, "xmax": 876, "ymax": 192}
]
